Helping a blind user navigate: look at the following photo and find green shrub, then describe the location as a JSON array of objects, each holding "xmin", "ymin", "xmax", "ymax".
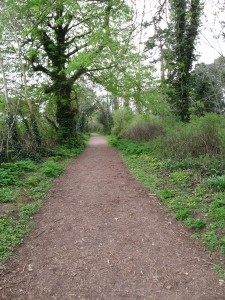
[
  {"xmin": 209, "ymin": 198, "xmax": 225, "ymax": 209},
  {"xmin": 111, "ymin": 108, "xmax": 133, "ymax": 137},
  {"xmin": 160, "ymin": 113, "xmax": 225, "ymax": 159},
  {"xmin": 53, "ymin": 147, "xmax": 73, "ymax": 157},
  {"xmin": 41, "ymin": 160, "xmax": 64, "ymax": 178},
  {"xmin": 126, "ymin": 123, "xmax": 163, "ymax": 141},
  {"xmin": 220, "ymin": 237, "xmax": 225, "ymax": 247},
  {"xmin": 1, "ymin": 160, "xmax": 36, "ymax": 173},
  {"xmin": 111, "ymin": 112, "xmax": 225, "ymax": 159},
  {"xmin": 196, "ymin": 156, "xmax": 225, "ymax": 176},
  {"xmin": 161, "ymin": 158, "xmax": 199, "ymax": 170},
  {"xmin": 125, "ymin": 114, "xmax": 164, "ymax": 141}
]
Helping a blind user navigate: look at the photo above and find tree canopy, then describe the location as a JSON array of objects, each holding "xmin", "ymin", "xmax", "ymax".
[{"xmin": 0, "ymin": 0, "xmax": 224, "ymax": 159}]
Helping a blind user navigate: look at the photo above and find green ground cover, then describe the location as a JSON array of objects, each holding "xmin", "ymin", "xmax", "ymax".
[
  {"xmin": 0, "ymin": 135, "xmax": 89, "ymax": 261},
  {"xmin": 109, "ymin": 135, "xmax": 225, "ymax": 276}
]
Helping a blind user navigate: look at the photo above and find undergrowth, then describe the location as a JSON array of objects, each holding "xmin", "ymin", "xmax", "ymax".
[
  {"xmin": 108, "ymin": 135, "xmax": 225, "ymax": 261},
  {"xmin": 0, "ymin": 136, "xmax": 89, "ymax": 261}
]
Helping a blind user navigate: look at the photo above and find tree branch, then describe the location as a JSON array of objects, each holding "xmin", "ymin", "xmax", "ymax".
[
  {"xmin": 66, "ymin": 42, "xmax": 89, "ymax": 57},
  {"xmin": 70, "ymin": 67, "xmax": 88, "ymax": 82},
  {"xmin": 66, "ymin": 30, "xmax": 91, "ymax": 45},
  {"xmin": 31, "ymin": 63, "xmax": 52, "ymax": 76},
  {"xmin": 38, "ymin": 29, "xmax": 57, "ymax": 62},
  {"xmin": 67, "ymin": 17, "xmax": 92, "ymax": 31},
  {"xmin": 44, "ymin": 115, "xmax": 59, "ymax": 131},
  {"xmin": 86, "ymin": 64, "xmax": 118, "ymax": 73}
]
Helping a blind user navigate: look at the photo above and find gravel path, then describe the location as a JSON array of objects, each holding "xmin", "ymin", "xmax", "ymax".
[{"xmin": 0, "ymin": 135, "xmax": 225, "ymax": 299}]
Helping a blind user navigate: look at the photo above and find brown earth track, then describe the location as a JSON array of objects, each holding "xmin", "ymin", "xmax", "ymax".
[{"xmin": 0, "ymin": 135, "xmax": 225, "ymax": 300}]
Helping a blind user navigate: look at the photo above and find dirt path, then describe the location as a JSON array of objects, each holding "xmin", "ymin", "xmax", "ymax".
[{"xmin": 0, "ymin": 135, "xmax": 225, "ymax": 300}]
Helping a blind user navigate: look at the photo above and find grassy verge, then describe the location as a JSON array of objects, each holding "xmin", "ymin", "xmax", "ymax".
[
  {"xmin": 109, "ymin": 135, "xmax": 225, "ymax": 276},
  {"xmin": 0, "ymin": 135, "xmax": 89, "ymax": 261}
]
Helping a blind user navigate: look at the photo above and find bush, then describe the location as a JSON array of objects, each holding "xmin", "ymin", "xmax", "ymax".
[
  {"xmin": 111, "ymin": 108, "xmax": 133, "ymax": 137},
  {"xmin": 112, "ymin": 112, "xmax": 164, "ymax": 141},
  {"xmin": 160, "ymin": 113, "xmax": 225, "ymax": 158},
  {"xmin": 112, "ymin": 112, "xmax": 225, "ymax": 159},
  {"xmin": 125, "ymin": 119, "xmax": 164, "ymax": 140}
]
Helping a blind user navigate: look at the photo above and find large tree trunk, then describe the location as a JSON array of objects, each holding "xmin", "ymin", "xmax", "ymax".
[
  {"xmin": 178, "ymin": 81, "xmax": 191, "ymax": 122},
  {"xmin": 55, "ymin": 81, "xmax": 78, "ymax": 144},
  {"xmin": 168, "ymin": 0, "xmax": 201, "ymax": 122}
]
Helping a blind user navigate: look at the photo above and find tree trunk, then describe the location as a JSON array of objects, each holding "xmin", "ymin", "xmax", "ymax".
[
  {"xmin": 55, "ymin": 82, "xmax": 77, "ymax": 144},
  {"xmin": 0, "ymin": 52, "xmax": 19, "ymax": 157},
  {"xmin": 16, "ymin": 42, "xmax": 42, "ymax": 149}
]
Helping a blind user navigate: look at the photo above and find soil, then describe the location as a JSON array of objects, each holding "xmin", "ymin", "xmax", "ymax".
[{"xmin": 0, "ymin": 135, "xmax": 225, "ymax": 300}]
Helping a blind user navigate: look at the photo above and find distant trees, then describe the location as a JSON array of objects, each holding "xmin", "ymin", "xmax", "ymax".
[
  {"xmin": 191, "ymin": 56, "xmax": 225, "ymax": 115},
  {"xmin": 145, "ymin": 0, "xmax": 203, "ymax": 121},
  {"xmin": 0, "ymin": 3, "xmax": 43, "ymax": 156}
]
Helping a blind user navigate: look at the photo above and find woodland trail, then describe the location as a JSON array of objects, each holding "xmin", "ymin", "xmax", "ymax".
[{"xmin": 0, "ymin": 135, "xmax": 225, "ymax": 300}]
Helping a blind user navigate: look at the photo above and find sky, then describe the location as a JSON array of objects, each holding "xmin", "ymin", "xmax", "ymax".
[
  {"xmin": 129, "ymin": 0, "xmax": 225, "ymax": 64},
  {"xmin": 198, "ymin": 0, "xmax": 225, "ymax": 63}
]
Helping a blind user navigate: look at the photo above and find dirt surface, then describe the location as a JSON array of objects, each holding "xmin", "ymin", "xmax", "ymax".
[{"xmin": 0, "ymin": 135, "xmax": 225, "ymax": 300}]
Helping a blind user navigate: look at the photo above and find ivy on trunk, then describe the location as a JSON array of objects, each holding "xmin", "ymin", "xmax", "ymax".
[
  {"xmin": 167, "ymin": 0, "xmax": 202, "ymax": 122},
  {"xmin": 22, "ymin": 0, "xmax": 132, "ymax": 144}
]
